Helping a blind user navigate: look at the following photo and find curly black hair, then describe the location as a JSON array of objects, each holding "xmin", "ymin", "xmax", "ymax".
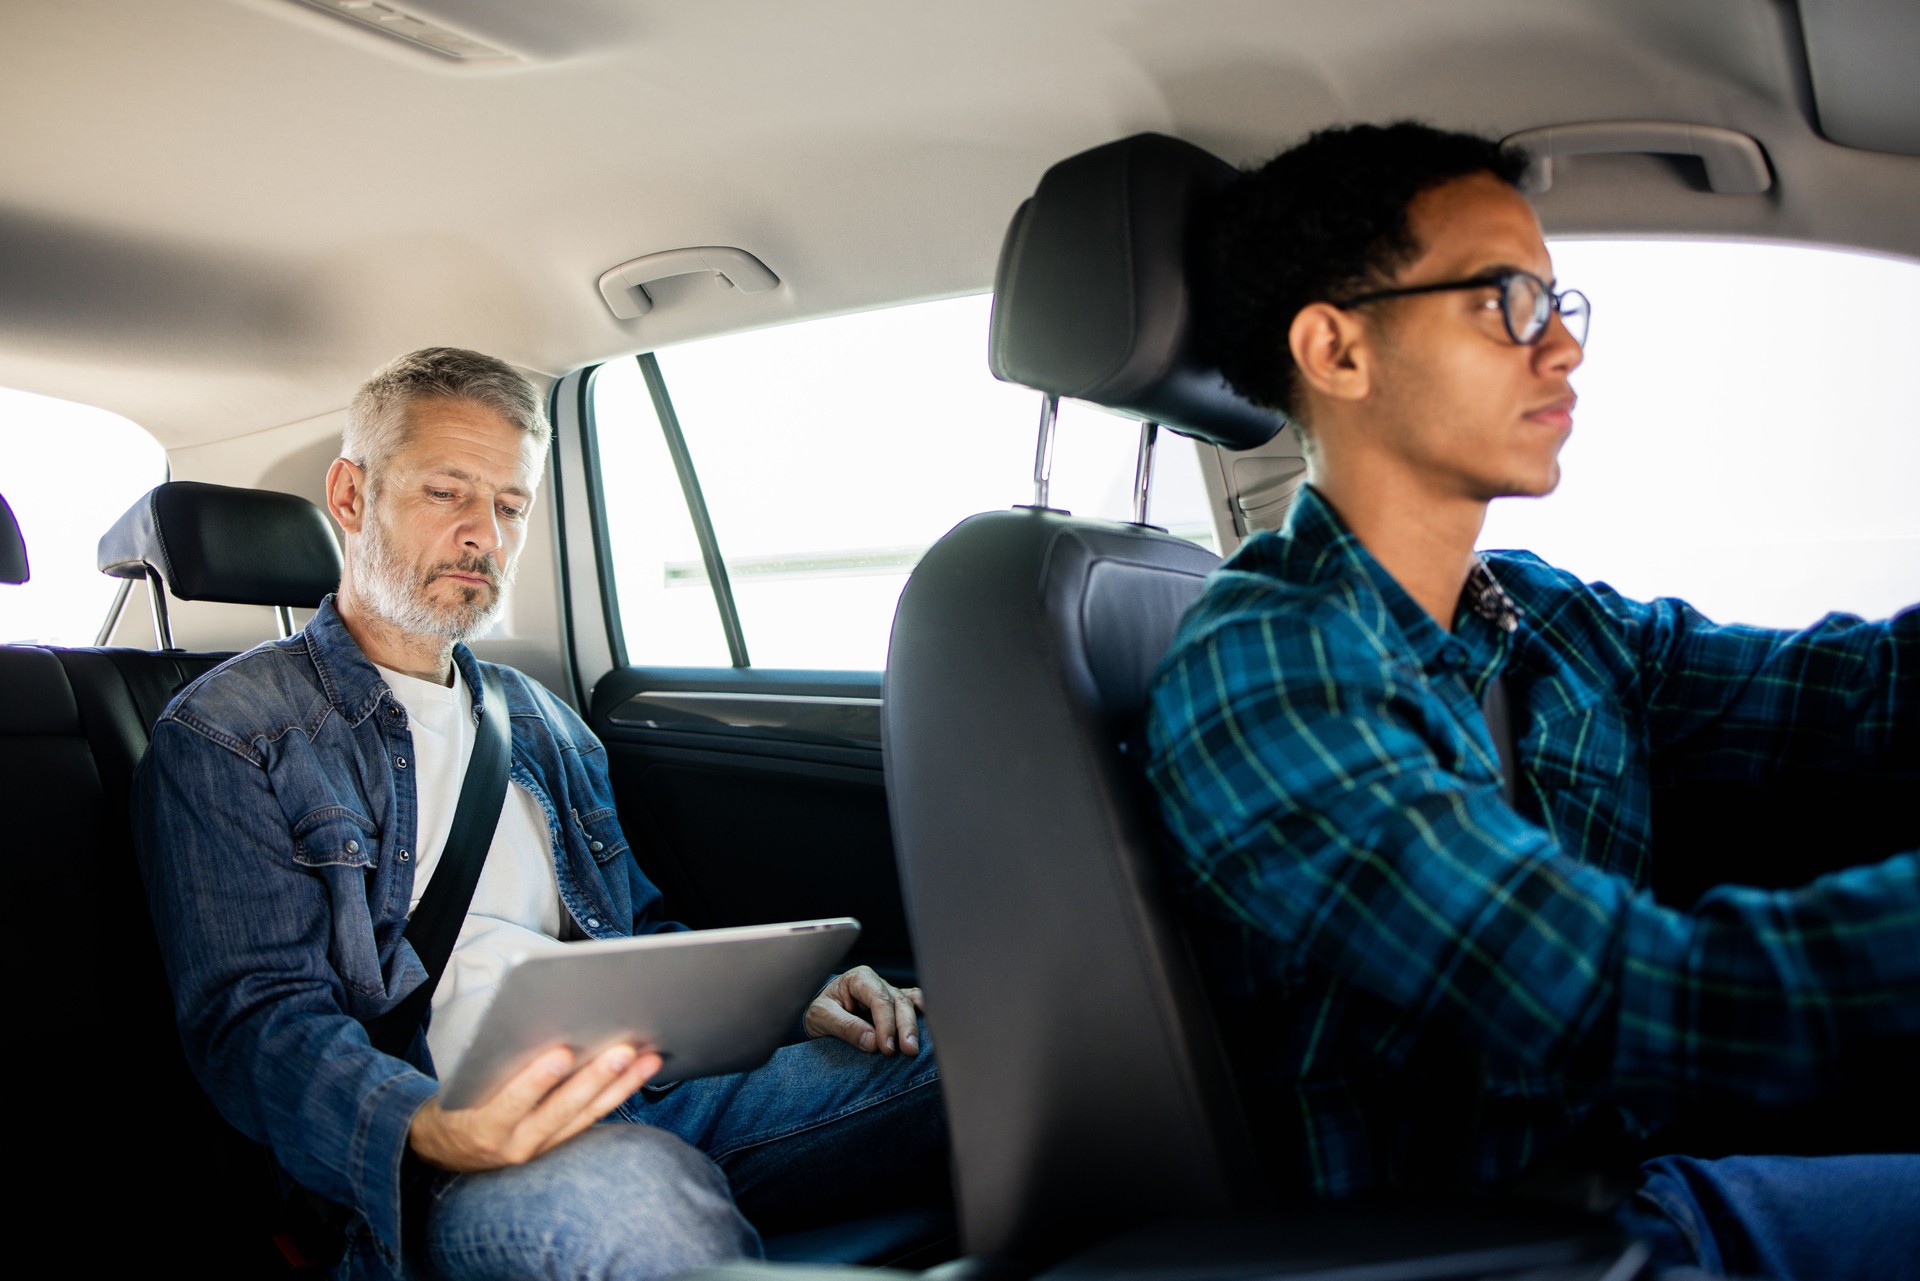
[{"xmin": 1201, "ymin": 122, "xmax": 1528, "ymax": 420}]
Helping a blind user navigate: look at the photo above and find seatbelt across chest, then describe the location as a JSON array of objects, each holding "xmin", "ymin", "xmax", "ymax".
[
  {"xmin": 1481, "ymin": 674, "xmax": 1520, "ymax": 808},
  {"xmin": 365, "ymin": 665, "xmax": 512, "ymax": 1060}
]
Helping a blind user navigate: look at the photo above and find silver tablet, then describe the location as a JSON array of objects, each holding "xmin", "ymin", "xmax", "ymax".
[{"xmin": 438, "ymin": 917, "xmax": 861, "ymax": 1110}]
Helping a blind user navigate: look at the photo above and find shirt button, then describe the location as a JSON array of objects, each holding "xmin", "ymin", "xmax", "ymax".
[
  {"xmin": 395, "ymin": 756, "xmax": 408, "ymax": 769},
  {"xmin": 589, "ymin": 840, "xmax": 605, "ymax": 853},
  {"xmin": 344, "ymin": 838, "xmax": 360, "ymax": 855},
  {"xmin": 586, "ymin": 917, "xmax": 601, "ymax": 929},
  {"xmin": 398, "ymin": 849, "xmax": 411, "ymax": 862}
]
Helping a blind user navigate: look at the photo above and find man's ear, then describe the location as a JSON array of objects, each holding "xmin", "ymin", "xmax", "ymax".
[
  {"xmin": 1288, "ymin": 303, "xmax": 1370, "ymax": 406},
  {"xmin": 325, "ymin": 456, "xmax": 368, "ymax": 536}
]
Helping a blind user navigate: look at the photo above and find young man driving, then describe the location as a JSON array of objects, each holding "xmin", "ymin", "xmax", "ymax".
[{"xmin": 1144, "ymin": 123, "xmax": 1919, "ymax": 1278}]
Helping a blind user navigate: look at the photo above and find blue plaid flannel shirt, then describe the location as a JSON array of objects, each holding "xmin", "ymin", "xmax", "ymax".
[{"xmin": 1144, "ymin": 485, "xmax": 1920, "ymax": 1198}]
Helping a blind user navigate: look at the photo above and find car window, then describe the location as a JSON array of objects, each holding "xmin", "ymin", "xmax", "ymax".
[
  {"xmin": 590, "ymin": 294, "xmax": 1218, "ymax": 671},
  {"xmin": 1479, "ymin": 239, "xmax": 1920, "ymax": 629},
  {"xmin": 588, "ymin": 356, "xmax": 739, "ymax": 668},
  {"xmin": 0, "ymin": 387, "xmax": 167, "ymax": 645}
]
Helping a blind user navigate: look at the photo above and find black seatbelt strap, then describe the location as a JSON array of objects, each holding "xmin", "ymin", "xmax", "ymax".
[
  {"xmin": 366, "ymin": 665, "xmax": 512, "ymax": 1060},
  {"xmin": 1435, "ymin": 673, "xmax": 1522, "ymax": 1188},
  {"xmin": 1481, "ymin": 674, "xmax": 1520, "ymax": 808}
]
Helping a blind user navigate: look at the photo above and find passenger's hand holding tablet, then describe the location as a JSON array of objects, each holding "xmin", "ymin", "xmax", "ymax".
[
  {"xmin": 436, "ymin": 918, "xmax": 861, "ymax": 1112},
  {"xmin": 410, "ymin": 1041, "xmax": 664, "ymax": 1172}
]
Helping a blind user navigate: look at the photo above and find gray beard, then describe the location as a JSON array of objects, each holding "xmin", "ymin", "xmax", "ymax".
[{"xmin": 350, "ymin": 506, "xmax": 517, "ymax": 644}]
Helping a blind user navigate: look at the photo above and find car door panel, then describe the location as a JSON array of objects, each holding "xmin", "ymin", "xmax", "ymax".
[{"xmin": 590, "ymin": 667, "xmax": 914, "ymax": 984}]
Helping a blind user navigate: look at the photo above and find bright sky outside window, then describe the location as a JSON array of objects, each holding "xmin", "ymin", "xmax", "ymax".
[
  {"xmin": 0, "ymin": 387, "xmax": 167, "ymax": 645},
  {"xmin": 1481, "ymin": 239, "xmax": 1920, "ymax": 630},
  {"xmin": 608, "ymin": 293, "xmax": 1216, "ymax": 670},
  {"xmin": 603, "ymin": 242, "xmax": 1919, "ymax": 671}
]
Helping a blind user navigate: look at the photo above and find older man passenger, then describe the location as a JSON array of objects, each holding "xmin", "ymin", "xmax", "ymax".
[{"xmin": 136, "ymin": 347, "xmax": 946, "ymax": 1281}]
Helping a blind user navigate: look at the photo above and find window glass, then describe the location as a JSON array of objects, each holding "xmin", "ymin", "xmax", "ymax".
[
  {"xmin": 0, "ymin": 387, "xmax": 167, "ymax": 645},
  {"xmin": 590, "ymin": 358, "xmax": 735, "ymax": 666},
  {"xmin": 601, "ymin": 294, "xmax": 1218, "ymax": 670},
  {"xmin": 1052, "ymin": 398, "xmax": 1220, "ymax": 554},
  {"xmin": 1479, "ymin": 240, "xmax": 1920, "ymax": 629}
]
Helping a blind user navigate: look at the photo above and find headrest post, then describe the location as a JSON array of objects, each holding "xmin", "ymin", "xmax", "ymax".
[
  {"xmin": 144, "ymin": 571, "xmax": 174, "ymax": 651},
  {"xmin": 1132, "ymin": 421, "xmax": 1160, "ymax": 526},
  {"xmin": 95, "ymin": 578, "xmax": 133, "ymax": 646},
  {"xmin": 1031, "ymin": 392, "xmax": 1060, "ymax": 509},
  {"xmin": 275, "ymin": 605, "xmax": 296, "ymax": 639}
]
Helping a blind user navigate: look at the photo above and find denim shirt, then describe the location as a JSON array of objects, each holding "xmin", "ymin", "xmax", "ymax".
[{"xmin": 133, "ymin": 597, "xmax": 679, "ymax": 1276}]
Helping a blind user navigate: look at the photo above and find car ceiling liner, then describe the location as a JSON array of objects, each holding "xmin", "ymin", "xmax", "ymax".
[{"xmin": 1798, "ymin": 0, "xmax": 1920, "ymax": 157}]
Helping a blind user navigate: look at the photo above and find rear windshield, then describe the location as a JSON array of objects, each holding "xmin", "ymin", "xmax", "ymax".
[{"xmin": 0, "ymin": 387, "xmax": 166, "ymax": 645}]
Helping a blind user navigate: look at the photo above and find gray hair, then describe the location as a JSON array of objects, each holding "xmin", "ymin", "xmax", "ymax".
[{"xmin": 342, "ymin": 346, "xmax": 552, "ymax": 488}]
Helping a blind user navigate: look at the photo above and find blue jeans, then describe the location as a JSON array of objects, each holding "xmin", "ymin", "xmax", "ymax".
[
  {"xmin": 418, "ymin": 1029, "xmax": 944, "ymax": 1280},
  {"xmin": 1617, "ymin": 1153, "xmax": 1920, "ymax": 1279}
]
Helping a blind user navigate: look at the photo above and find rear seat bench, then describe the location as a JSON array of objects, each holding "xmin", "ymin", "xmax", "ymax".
[
  {"xmin": 29, "ymin": 640, "xmax": 284, "ymax": 1264},
  {"xmin": 5, "ymin": 491, "xmax": 249, "ymax": 1254},
  {"xmin": 0, "ymin": 482, "xmax": 339, "ymax": 1270}
]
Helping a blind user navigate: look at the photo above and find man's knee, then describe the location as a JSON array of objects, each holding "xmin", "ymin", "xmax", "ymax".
[
  {"xmin": 720, "ymin": 1033, "xmax": 950, "ymax": 1234},
  {"xmin": 793, "ymin": 1018, "xmax": 942, "ymax": 1093},
  {"xmin": 1622, "ymin": 1153, "xmax": 1920, "ymax": 1278},
  {"xmin": 426, "ymin": 1125, "xmax": 760, "ymax": 1281}
]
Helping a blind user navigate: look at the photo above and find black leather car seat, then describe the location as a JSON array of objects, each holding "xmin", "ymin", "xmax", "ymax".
[
  {"xmin": 58, "ymin": 481, "xmax": 345, "ymax": 1271},
  {"xmin": 0, "ymin": 483, "xmax": 334, "ymax": 1270},
  {"xmin": 885, "ymin": 133, "xmax": 1283, "ymax": 1266},
  {"xmin": 0, "ymin": 493, "xmax": 108, "ymax": 1039},
  {"xmin": 79, "ymin": 481, "xmax": 343, "ymax": 1090}
]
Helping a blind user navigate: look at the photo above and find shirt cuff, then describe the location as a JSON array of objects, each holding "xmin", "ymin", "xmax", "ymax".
[{"xmin": 356, "ymin": 1068, "xmax": 444, "ymax": 1261}]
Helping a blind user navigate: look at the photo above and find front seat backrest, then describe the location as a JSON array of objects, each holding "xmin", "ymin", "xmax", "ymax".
[
  {"xmin": 888, "ymin": 510, "xmax": 1253, "ymax": 1263},
  {"xmin": 884, "ymin": 132, "xmax": 1283, "ymax": 1266}
]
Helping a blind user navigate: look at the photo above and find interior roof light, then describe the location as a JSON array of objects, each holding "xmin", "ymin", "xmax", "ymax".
[{"xmin": 290, "ymin": 0, "xmax": 519, "ymax": 63}]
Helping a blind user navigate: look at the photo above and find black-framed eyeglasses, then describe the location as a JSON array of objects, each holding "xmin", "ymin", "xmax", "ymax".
[{"xmin": 1332, "ymin": 269, "xmax": 1590, "ymax": 347}]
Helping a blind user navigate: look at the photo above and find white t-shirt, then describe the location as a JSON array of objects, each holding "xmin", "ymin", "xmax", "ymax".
[{"xmin": 375, "ymin": 662, "xmax": 571, "ymax": 1083}]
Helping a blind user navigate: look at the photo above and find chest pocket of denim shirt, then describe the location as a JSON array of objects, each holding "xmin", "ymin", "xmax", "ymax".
[
  {"xmin": 291, "ymin": 808, "xmax": 381, "ymax": 867},
  {"xmin": 290, "ymin": 807, "xmax": 388, "ymax": 999}
]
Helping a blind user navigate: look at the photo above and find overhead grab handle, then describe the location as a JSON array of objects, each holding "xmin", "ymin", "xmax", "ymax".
[
  {"xmin": 596, "ymin": 246, "xmax": 780, "ymax": 320},
  {"xmin": 1503, "ymin": 121, "xmax": 1772, "ymax": 195}
]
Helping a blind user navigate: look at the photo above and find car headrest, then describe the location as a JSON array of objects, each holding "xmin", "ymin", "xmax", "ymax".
[
  {"xmin": 0, "ymin": 493, "xmax": 27, "ymax": 584},
  {"xmin": 99, "ymin": 481, "xmax": 342, "ymax": 607},
  {"xmin": 988, "ymin": 132, "xmax": 1283, "ymax": 451}
]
